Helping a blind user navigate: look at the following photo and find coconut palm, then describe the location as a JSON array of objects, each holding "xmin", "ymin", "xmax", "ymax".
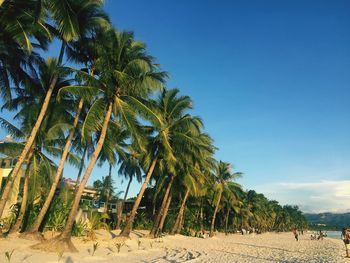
[
  {"xmin": 120, "ymin": 88, "xmax": 205, "ymax": 237},
  {"xmin": 0, "ymin": 0, "xmax": 109, "ymax": 220},
  {"xmin": 116, "ymin": 149, "xmax": 143, "ymax": 229},
  {"xmin": 221, "ymin": 182, "xmax": 242, "ymax": 235},
  {"xmin": 0, "ymin": 0, "xmax": 50, "ymax": 104},
  {"xmin": 31, "ymin": 28, "xmax": 166, "ymax": 252},
  {"xmin": 0, "ymin": 117, "xmax": 77, "ymax": 235},
  {"xmin": 209, "ymin": 161, "xmax": 242, "ymax": 236},
  {"xmin": 93, "ymin": 168, "xmax": 115, "ymax": 214},
  {"xmin": 170, "ymin": 141, "xmax": 215, "ymax": 235},
  {"xmin": 151, "ymin": 131, "xmax": 215, "ymax": 237}
]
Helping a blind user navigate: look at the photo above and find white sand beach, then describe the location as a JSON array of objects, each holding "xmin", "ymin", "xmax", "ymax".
[{"xmin": 0, "ymin": 231, "xmax": 347, "ymax": 263}]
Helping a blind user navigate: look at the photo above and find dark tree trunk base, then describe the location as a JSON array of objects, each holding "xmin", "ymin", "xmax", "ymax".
[
  {"xmin": 19, "ymin": 231, "xmax": 45, "ymax": 241},
  {"xmin": 143, "ymin": 233, "xmax": 157, "ymax": 239},
  {"xmin": 118, "ymin": 230, "xmax": 131, "ymax": 238},
  {"xmin": 30, "ymin": 235, "xmax": 78, "ymax": 253}
]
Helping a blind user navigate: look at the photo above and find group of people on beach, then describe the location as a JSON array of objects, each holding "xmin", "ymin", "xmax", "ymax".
[
  {"xmin": 291, "ymin": 227, "xmax": 349, "ymax": 258},
  {"xmin": 310, "ymin": 230, "xmax": 326, "ymax": 240}
]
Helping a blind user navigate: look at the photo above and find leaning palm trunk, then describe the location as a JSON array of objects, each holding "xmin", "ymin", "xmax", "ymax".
[
  {"xmin": 8, "ymin": 151, "xmax": 34, "ymax": 235},
  {"xmin": 199, "ymin": 199, "xmax": 204, "ymax": 233},
  {"xmin": 23, "ymin": 99, "xmax": 84, "ymax": 239},
  {"xmin": 104, "ymin": 165, "xmax": 112, "ymax": 220},
  {"xmin": 116, "ymin": 176, "xmax": 132, "ymax": 229},
  {"xmin": 75, "ymin": 144, "xmax": 88, "ymax": 186},
  {"xmin": 210, "ymin": 189, "xmax": 222, "ymax": 237},
  {"xmin": 149, "ymin": 175, "xmax": 174, "ymax": 237},
  {"xmin": 31, "ymin": 102, "xmax": 113, "ymax": 253},
  {"xmin": 0, "ymin": 43, "xmax": 65, "ymax": 220},
  {"xmin": 156, "ymin": 192, "xmax": 172, "ymax": 236},
  {"xmin": 224, "ymin": 207, "xmax": 230, "ymax": 235},
  {"xmin": 119, "ymin": 157, "xmax": 158, "ymax": 237},
  {"xmin": 170, "ymin": 188, "xmax": 190, "ymax": 235}
]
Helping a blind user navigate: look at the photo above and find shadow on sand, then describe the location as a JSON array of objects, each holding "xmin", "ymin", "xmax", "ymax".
[{"xmin": 226, "ymin": 241, "xmax": 303, "ymax": 254}]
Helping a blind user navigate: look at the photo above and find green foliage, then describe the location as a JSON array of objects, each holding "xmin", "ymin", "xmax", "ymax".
[
  {"xmin": 134, "ymin": 211, "xmax": 153, "ymax": 230},
  {"xmin": 0, "ymin": 205, "xmax": 18, "ymax": 232},
  {"xmin": 0, "ymin": 0, "xmax": 310, "ymax": 243},
  {"xmin": 71, "ymin": 220, "xmax": 87, "ymax": 237},
  {"xmin": 89, "ymin": 212, "xmax": 109, "ymax": 230},
  {"xmin": 45, "ymin": 199, "xmax": 70, "ymax": 232},
  {"xmin": 305, "ymin": 212, "xmax": 350, "ymax": 229}
]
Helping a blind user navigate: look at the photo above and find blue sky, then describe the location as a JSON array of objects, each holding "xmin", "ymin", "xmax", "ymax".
[
  {"xmin": 104, "ymin": 0, "xmax": 350, "ymax": 213},
  {"xmin": 1, "ymin": 0, "xmax": 350, "ymax": 213}
]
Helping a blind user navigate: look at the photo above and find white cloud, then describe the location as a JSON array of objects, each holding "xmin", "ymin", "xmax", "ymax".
[{"xmin": 255, "ymin": 180, "xmax": 350, "ymax": 213}]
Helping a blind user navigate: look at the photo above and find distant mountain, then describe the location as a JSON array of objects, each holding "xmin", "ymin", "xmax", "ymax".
[{"xmin": 304, "ymin": 212, "xmax": 350, "ymax": 228}]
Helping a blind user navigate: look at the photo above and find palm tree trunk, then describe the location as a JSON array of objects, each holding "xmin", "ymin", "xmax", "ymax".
[
  {"xmin": 8, "ymin": 151, "xmax": 34, "ymax": 234},
  {"xmin": 199, "ymin": 198, "xmax": 204, "ymax": 233},
  {"xmin": 105, "ymin": 164, "xmax": 112, "ymax": 215},
  {"xmin": 179, "ymin": 207, "xmax": 186, "ymax": 232},
  {"xmin": 156, "ymin": 192, "xmax": 172, "ymax": 236},
  {"xmin": 119, "ymin": 157, "xmax": 158, "ymax": 237},
  {"xmin": 0, "ymin": 42, "xmax": 66, "ymax": 220},
  {"xmin": 61, "ymin": 102, "xmax": 112, "ymax": 237},
  {"xmin": 149, "ymin": 175, "xmax": 174, "ymax": 237},
  {"xmin": 75, "ymin": 144, "xmax": 88, "ymax": 186},
  {"xmin": 225, "ymin": 207, "xmax": 230, "ymax": 235},
  {"xmin": 26, "ymin": 98, "xmax": 84, "ymax": 235},
  {"xmin": 116, "ymin": 176, "xmax": 132, "ymax": 229},
  {"xmin": 210, "ymin": 190, "xmax": 222, "ymax": 237},
  {"xmin": 170, "ymin": 188, "xmax": 190, "ymax": 235},
  {"xmin": 31, "ymin": 102, "xmax": 113, "ymax": 253},
  {"xmin": 103, "ymin": 165, "xmax": 112, "ymax": 225}
]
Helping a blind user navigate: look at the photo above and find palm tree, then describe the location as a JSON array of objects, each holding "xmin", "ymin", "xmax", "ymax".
[
  {"xmin": 120, "ymin": 89, "xmax": 204, "ymax": 237},
  {"xmin": 209, "ymin": 161, "xmax": 241, "ymax": 237},
  {"xmin": 149, "ymin": 172, "xmax": 174, "ymax": 237},
  {"xmin": 170, "ymin": 163, "xmax": 210, "ymax": 235},
  {"xmin": 31, "ymin": 28, "xmax": 166, "ymax": 252},
  {"xmin": 0, "ymin": 57, "xmax": 81, "ymax": 238},
  {"xmin": 0, "ymin": 0, "xmax": 108, "ymax": 220},
  {"xmin": 152, "ymin": 131, "xmax": 215, "ymax": 237},
  {"xmin": 0, "ymin": 117, "xmax": 74, "ymax": 235},
  {"xmin": 221, "ymin": 182, "xmax": 242, "ymax": 235},
  {"xmin": 93, "ymin": 167, "xmax": 115, "ymax": 215},
  {"xmin": 22, "ymin": 98, "xmax": 84, "ymax": 239},
  {"xmin": 0, "ymin": 0, "xmax": 50, "ymax": 104},
  {"xmin": 116, "ymin": 150, "xmax": 142, "ymax": 229}
]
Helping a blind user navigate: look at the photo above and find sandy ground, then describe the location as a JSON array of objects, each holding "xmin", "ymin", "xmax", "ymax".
[{"xmin": 0, "ymin": 230, "xmax": 348, "ymax": 263}]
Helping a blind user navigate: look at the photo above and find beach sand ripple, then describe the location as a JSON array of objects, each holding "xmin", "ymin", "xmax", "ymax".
[{"xmin": 0, "ymin": 231, "xmax": 347, "ymax": 262}]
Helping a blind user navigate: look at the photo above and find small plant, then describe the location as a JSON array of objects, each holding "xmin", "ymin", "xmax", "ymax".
[
  {"xmin": 137, "ymin": 238, "xmax": 141, "ymax": 250},
  {"xmin": 4, "ymin": 249, "xmax": 14, "ymax": 263},
  {"xmin": 150, "ymin": 241, "xmax": 154, "ymax": 248},
  {"xmin": 57, "ymin": 251, "xmax": 64, "ymax": 262},
  {"xmin": 91, "ymin": 242, "xmax": 99, "ymax": 256},
  {"xmin": 72, "ymin": 220, "xmax": 87, "ymax": 237},
  {"xmin": 114, "ymin": 241, "xmax": 125, "ymax": 253}
]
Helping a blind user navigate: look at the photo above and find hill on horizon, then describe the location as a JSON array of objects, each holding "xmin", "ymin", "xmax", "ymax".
[{"xmin": 304, "ymin": 212, "xmax": 350, "ymax": 228}]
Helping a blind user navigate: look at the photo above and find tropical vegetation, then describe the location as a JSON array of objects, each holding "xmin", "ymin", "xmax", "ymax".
[{"xmin": 0, "ymin": 0, "xmax": 307, "ymax": 253}]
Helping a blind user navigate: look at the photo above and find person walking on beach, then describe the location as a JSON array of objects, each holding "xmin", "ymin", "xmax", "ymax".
[
  {"xmin": 293, "ymin": 228, "xmax": 299, "ymax": 241},
  {"xmin": 341, "ymin": 228, "xmax": 350, "ymax": 258}
]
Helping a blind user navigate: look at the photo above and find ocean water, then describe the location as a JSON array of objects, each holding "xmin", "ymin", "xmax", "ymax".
[{"xmin": 325, "ymin": 231, "xmax": 341, "ymax": 240}]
